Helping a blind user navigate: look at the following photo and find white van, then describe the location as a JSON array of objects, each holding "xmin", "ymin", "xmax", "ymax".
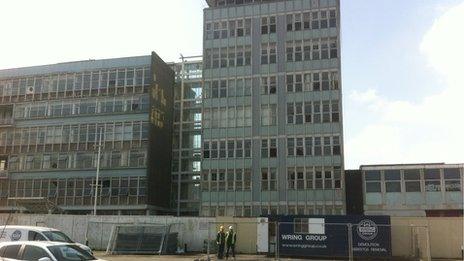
[{"xmin": 0, "ymin": 226, "xmax": 92, "ymax": 254}]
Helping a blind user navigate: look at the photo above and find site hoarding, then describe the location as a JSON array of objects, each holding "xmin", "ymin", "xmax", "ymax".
[{"xmin": 269, "ymin": 215, "xmax": 391, "ymax": 258}]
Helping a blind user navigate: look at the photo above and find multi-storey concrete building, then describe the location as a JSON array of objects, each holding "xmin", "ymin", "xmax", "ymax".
[
  {"xmin": 201, "ymin": 0, "xmax": 345, "ymax": 216},
  {"xmin": 0, "ymin": 53, "xmax": 175, "ymax": 215},
  {"xmin": 359, "ymin": 163, "xmax": 463, "ymax": 216}
]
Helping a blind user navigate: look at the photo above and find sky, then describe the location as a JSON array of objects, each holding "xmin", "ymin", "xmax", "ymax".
[{"xmin": 0, "ymin": 0, "xmax": 462, "ymax": 168}]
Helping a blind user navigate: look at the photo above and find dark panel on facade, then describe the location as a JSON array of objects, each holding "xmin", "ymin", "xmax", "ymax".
[
  {"xmin": 345, "ymin": 170, "xmax": 364, "ymax": 215},
  {"xmin": 147, "ymin": 52, "xmax": 175, "ymax": 210}
]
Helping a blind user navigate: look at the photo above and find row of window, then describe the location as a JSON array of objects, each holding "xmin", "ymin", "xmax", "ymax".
[
  {"xmin": 0, "ymin": 121, "xmax": 149, "ymax": 148},
  {"xmin": 203, "ymin": 139, "xmax": 252, "ymax": 159},
  {"xmin": 203, "ymin": 106, "xmax": 252, "ymax": 128},
  {"xmin": 203, "ymin": 77, "xmax": 252, "ymax": 98},
  {"xmin": 204, "ymin": 45, "xmax": 251, "ymax": 69},
  {"xmin": 200, "ymin": 165, "xmax": 342, "ymax": 192},
  {"xmin": 201, "ymin": 168, "xmax": 252, "ymax": 191},
  {"xmin": 364, "ymin": 168, "xmax": 462, "ymax": 193},
  {"xmin": 287, "ymin": 166, "xmax": 342, "ymax": 190},
  {"xmin": 286, "ymin": 10, "xmax": 337, "ymax": 32},
  {"xmin": 287, "ymin": 100, "xmax": 340, "ymax": 124},
  {"xmin": 0, "ymin": 67, "xmax": 151, "ymax": 98},
  {"xmin": 2, "ymin": 176, "xmax": 146, "ymax": 199},
  {"xmin": 287, "ymin": 136, "xmax": 341, "ymax": 157},
  {"xmin": 202, "ymin": 100, "xmax": 339, "ymax": 129},
  {"xmin": 203, "ymin": 70, "xmax": 339, "ymax": 98},
  {"xmin": 201, "ymin": 204, "xmax": 343, "ymax": 217},
  {"xmin": 286, "ymin": 71, "xmax": 339, "ymax": 92},
  {"xmin": 202, "ymin": 136, "xmax": 341, "ymax": 160},
  {"xmin": 205, "ymin": 9, "xmax": 337, "ymax": 40},
  {"xmin": 13, "ymin": 95, "xmax": 149, "ymax": 119},
  {"xmin": 286, "ymin": 38, "xmax": 338, "ymax": 62},
  {"xmin": 205, "ymin": 18, "xmax": 252, "ymax": 40},
  {"xmin": 7, "ymin": 149, "xmax": 146, "ymax": 172},
  {"xmin": 204, "ymin": 38, "xmax": 338, "ymax": 69}
]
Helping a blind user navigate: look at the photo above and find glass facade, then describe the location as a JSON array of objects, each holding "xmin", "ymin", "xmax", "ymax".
[{"xmin": 170, "ymin": 58, "xmax": 203, "ymax": 216}]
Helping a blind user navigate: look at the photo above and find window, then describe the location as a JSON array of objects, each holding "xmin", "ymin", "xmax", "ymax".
[
  {"xmin": 269, "ymin": 16, "xmax": 276, "ymax": 33},
  {"xmin": 294, "ymin": 13, "xmax": 302, "ymax": 31},
  {"xmin": 304, "ymin": 102, "xmax": 312, "ymax": 123},
  {"xmin": 261, "ymin": 139, "xmax": 268, "ymax": 158},
  {"xmin": 385, "ymin": 170, "xmax": 401, "ymax": 193},
  {"xmin": 296, "ymin": 167, "xmax": 305, "ymax": 189},
  {"xmin": 295, "ymin": 137, "xmax": 304, "ymax": 156},
  {"xmin": 311, "ymin": 12, "xmax": 319, "ymax": 29},
  {"xmin": 330, "ymin": 38, "xmax": 338, "ymax": 58},
  {"xmin": 425, "ymin": 169, "xmax": 441, "ymax": 192},
  {"xmin": 261, "ymin": 43, "xmax": 276, "ymax": 64},
  {"xmin": 286, "ymin": 102, "xmax": 294, "ymax": 124},
  {"xmin": 303, "ymin": 12, "xmax": 310, "ymax": 29},
  {"xmin": 295, "ymin": 41, "xmax": 302, "ymax": 62},
  {"xmin": 286, "ymin": 14, "xmax": 293, "ymax": 31},
  {"xmin": 329, "ymin": 10, "xmax": 337, "ymax": 28},
  {"xmin": 365, "ymin": 170, "xmax": 381, "ymax": 192},
  {"xmin": 261, "ymin": 76, "xmax": 276, "ymax": 94},
  {"xmin": 261, "ymin": 17, "xmax": 268, "ymax": 34},
  {"xmin": 245, "ymin": 46, "xmax": 252, "ymax": 65},
  {"xmin": 261, "ymin": 168, "xmax": 277, "ymax": 191},
  {"xmin": 287, "ymin": 138, "xmax": 294, "ymax": 156},
  {"xmin": 404, "ymin": 169, "xmax": 421, "ymax": 192},
  {"xmin": 261, "ymin": 138, "xmax": 277, "ymax": 158},
  {"xmin": 314, "ymin": 137, "xmax": 321, "ymax": 156},
  {"xmin": 22, "ymin": 245, "xmax": 51, "ymax": 260},
  {"xmin": 287, "ymin": 168, "xmax": 296, "ymax": 189},
  {"xmin": 261, "ymin": 104, "xmax": 277, "ymax": 126},
  {"xmin": 235, "ymin": 169, "xmax": 243, "ymax": 190},
  {"xmin": 295, "ymin": 102, "xmax": 303, "ymax": 124},
  {"xmin": 286, "ymin": 41, "xmax": 294, "ymax": 62},
  {"xmin": 444, "ymin": 168, "xmax": 461, "ymax": 191},
  {"xmin": 244, "ymin": 169, "xmax": 252, "ymax": 190},
  {"xmin": 306, "ymin": 169, "xmax": 314, "ymax": 189},
  {"xmin": 2, "ymin": 245, "xmax": 21, "ymax": 259},
  {"xmin": 261, "ymin": 44, "xmax": 268, "ymax": 64}
]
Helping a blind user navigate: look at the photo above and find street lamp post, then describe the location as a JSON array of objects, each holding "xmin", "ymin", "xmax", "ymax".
[{"xmin": 93, "ymin": 128, "xmax": 103, "ymax": 216}]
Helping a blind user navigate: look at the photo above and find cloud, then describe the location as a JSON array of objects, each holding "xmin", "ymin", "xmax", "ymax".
[{"xmin": 345, "ymin": 2, "xmax": 464, "ymax": 169}]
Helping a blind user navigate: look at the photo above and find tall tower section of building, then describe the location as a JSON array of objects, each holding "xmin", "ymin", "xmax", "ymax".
[{"xmin": 201, "ymin": 0, "xmax": 345, "ymax": 216}]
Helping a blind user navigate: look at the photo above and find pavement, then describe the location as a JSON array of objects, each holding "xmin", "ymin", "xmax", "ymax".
[
  {"xmin": 94, "ymin": 252, "xmax": 464, "ymax": 261},
  {"xmin": 94, "ymin": 252, "xmax": 306, "ymax": 260}
]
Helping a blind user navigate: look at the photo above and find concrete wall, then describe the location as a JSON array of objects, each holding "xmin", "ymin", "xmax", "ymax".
[{"xmin": 0, "ymin": 214, "xmax": 214, "ymax": 252}]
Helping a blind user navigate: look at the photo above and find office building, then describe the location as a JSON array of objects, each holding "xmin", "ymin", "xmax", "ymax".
[
  {"xmin": 201, "ymin": 0, "xmax": 345, "ymax": 216},
  {"xmin": 0, "ymin": 52, "xmax": 174, "ymax": 215},
  {"xmin": 360, "ymin": 163, "xmax": 463, "ymax": 217}
]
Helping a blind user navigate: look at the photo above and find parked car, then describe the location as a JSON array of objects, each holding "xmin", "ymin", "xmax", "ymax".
[
  {"xmin": 0, "ymin": 226, "xmax": 92, "ymax": 254},
  {"xmin": 0, "ymin": 241, "xmax": 104, "ymax": 261}
]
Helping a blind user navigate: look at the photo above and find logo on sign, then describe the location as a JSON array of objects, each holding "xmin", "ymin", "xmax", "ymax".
[
  {"xmin": 11, "ymin": 230, "xmax": 21, "ymax": 241},
  {"xmin": 357, "ymin": 219, "xmax": 378, "ymax": 241}
]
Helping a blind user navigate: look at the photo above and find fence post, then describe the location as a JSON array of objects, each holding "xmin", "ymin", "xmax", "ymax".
[
  {"xmin": 424, "ymin": 226, "xmax": 431, "ymax": 261},
  {"xmin": 275, "ymin": 221, "xmax": 279, "ymax": 261},
  {"xmin": 207, "ymin": 222, "xmax": 211, "ymax": 261},
  {"xmin": 347, "ymin": 223, "xmax": 353, "ymax": 261}
]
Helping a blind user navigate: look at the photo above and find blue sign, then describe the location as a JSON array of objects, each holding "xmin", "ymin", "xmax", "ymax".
[{"xmin": 269, "ymin": 215, "xmax": 391, "ymax": 258}]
